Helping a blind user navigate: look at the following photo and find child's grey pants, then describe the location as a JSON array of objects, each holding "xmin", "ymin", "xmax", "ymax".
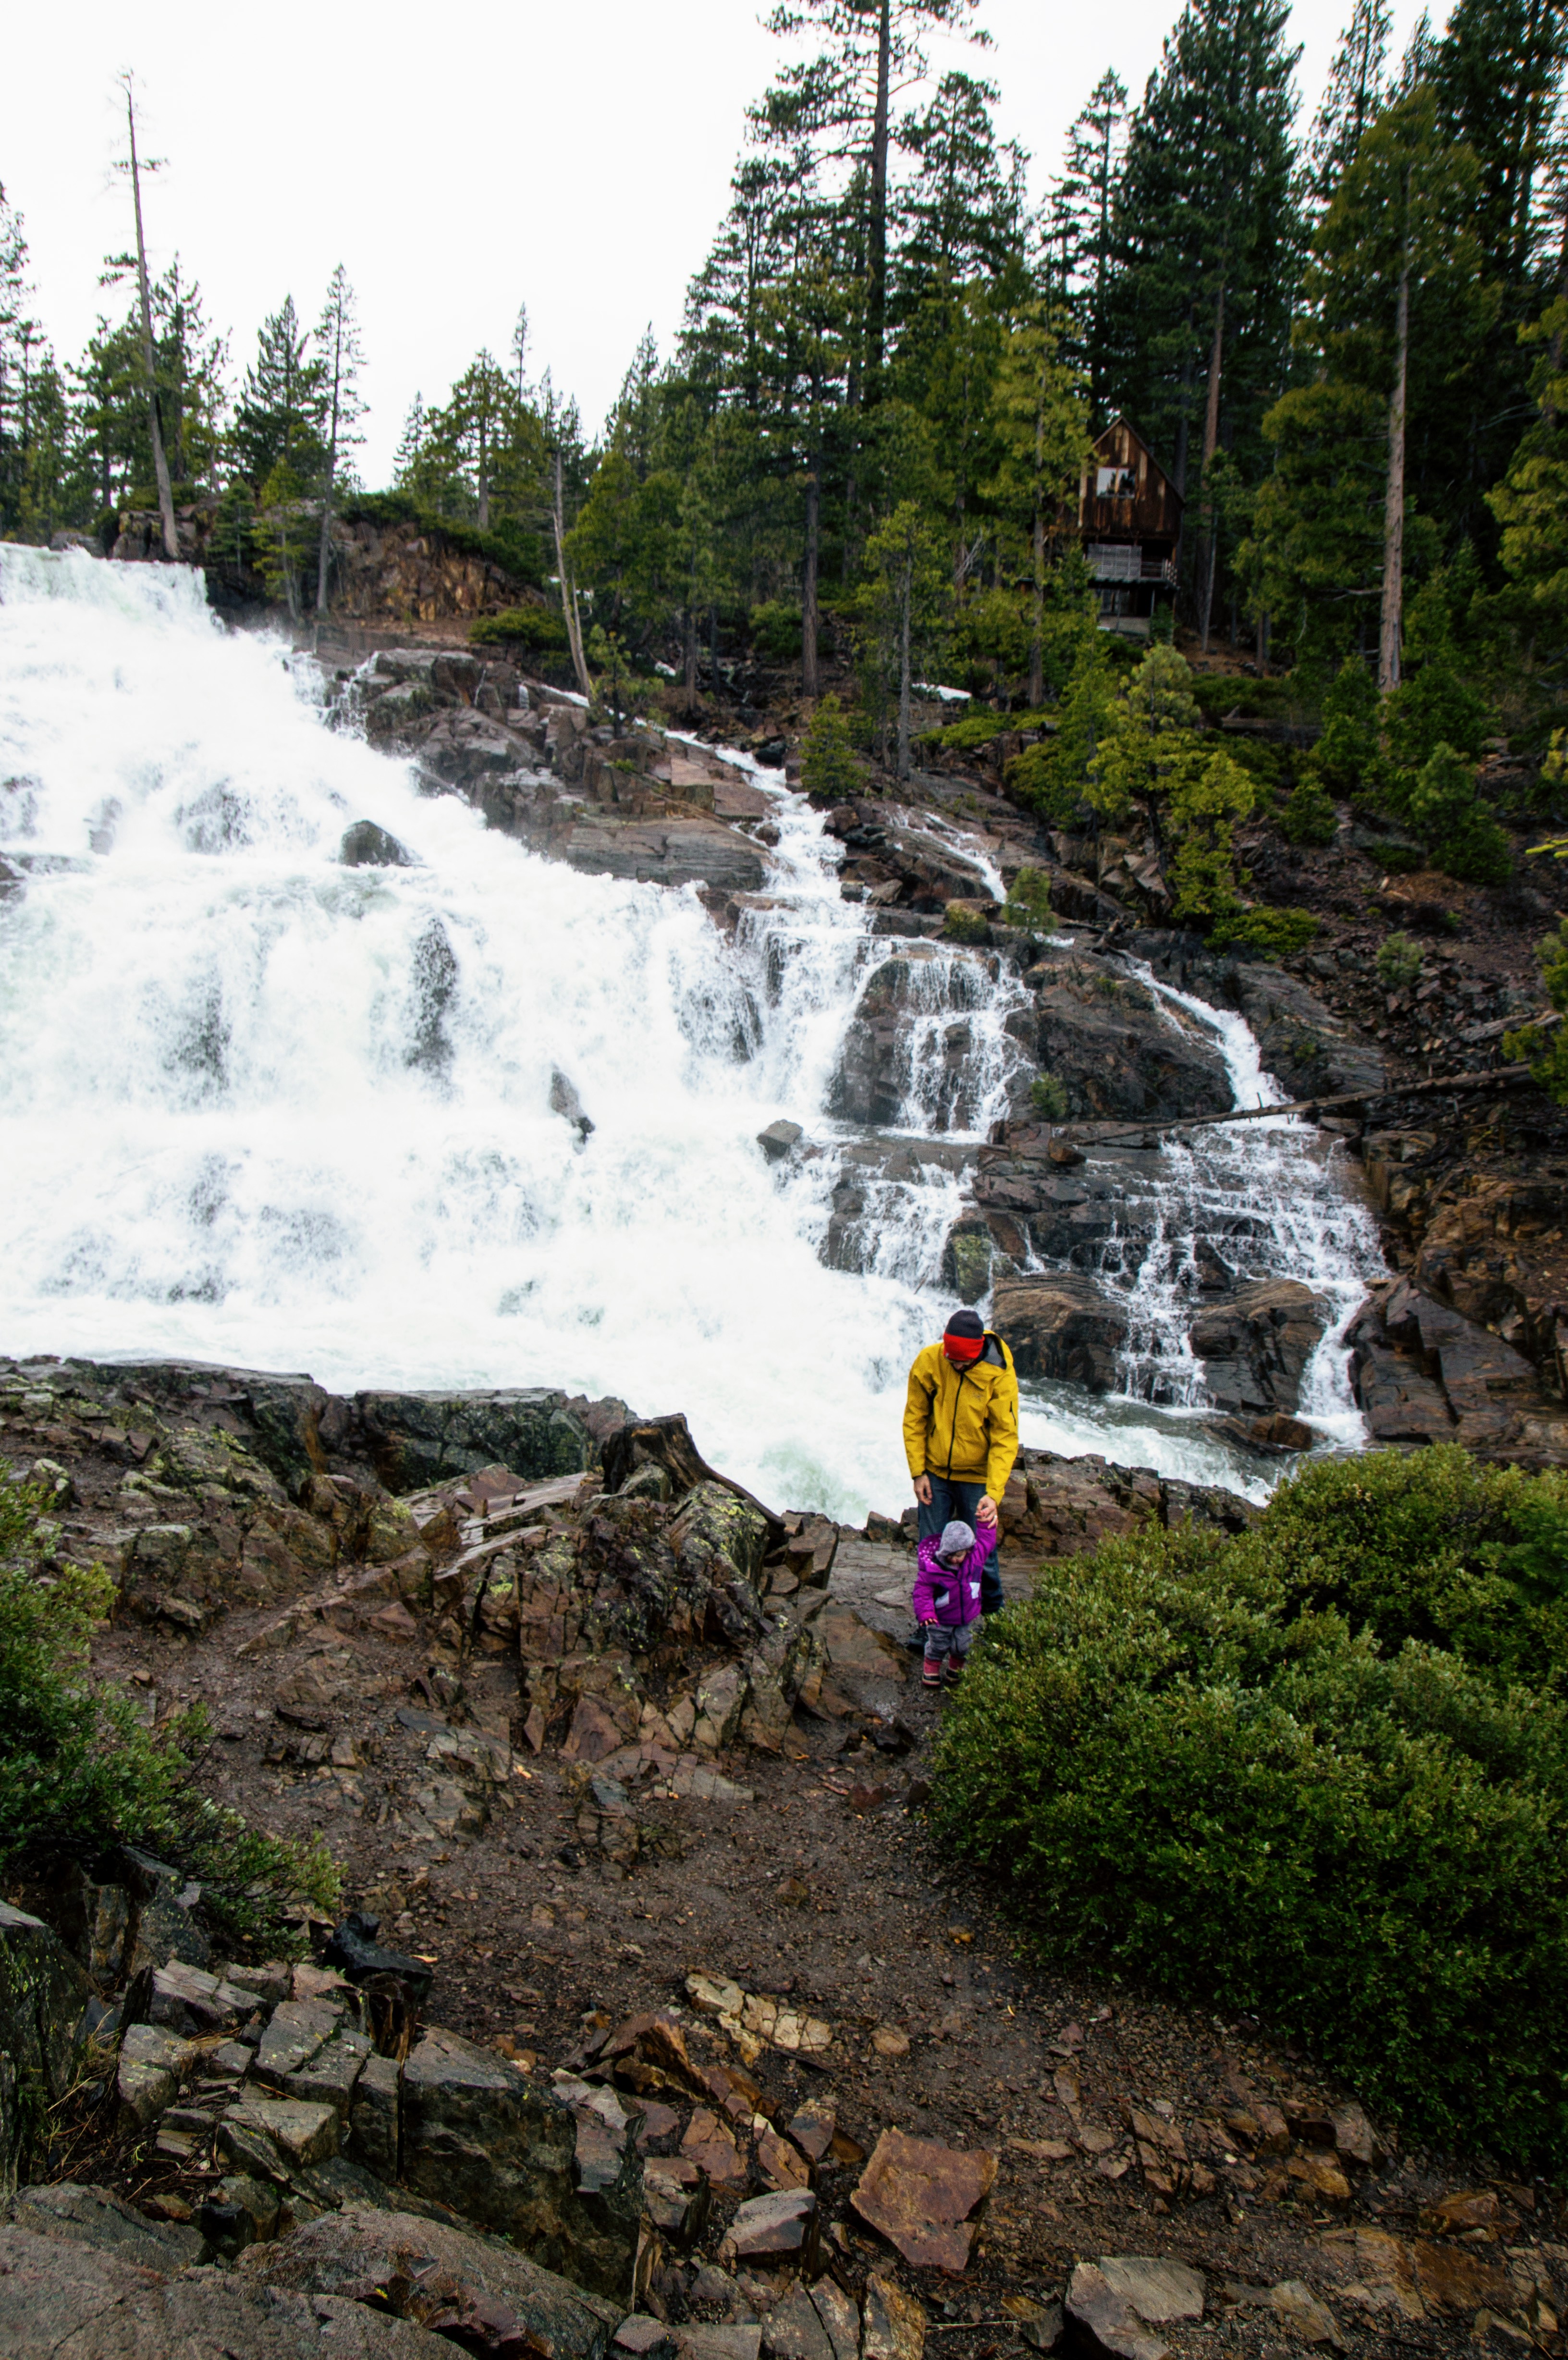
[{"xmin": 923, "ymin": 1623, "xmax": 976, "ymax": 1666}]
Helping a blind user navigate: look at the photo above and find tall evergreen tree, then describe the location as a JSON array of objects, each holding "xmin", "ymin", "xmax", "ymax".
[
  {"xmin": 1048, "ymin": 69, "xmax": 1129, "ymax": 406},
  {"xmin": 314, "ymin": 266, "xmax": 366, "ymax": 614},
  {"xmin": 1305, "ymin": 0, "xmax": 1392, "ymax": 209},
  {"xmin": 1100, "ymin": 0, "xmax": 1304, "ymax": 641},
  {"xmin": 229, "ymin": 297, "xmax": 325, "ymax": 492}
]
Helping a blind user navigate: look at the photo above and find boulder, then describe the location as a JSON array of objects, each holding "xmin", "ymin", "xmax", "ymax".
[
  {"xmin": 1065, "ymin": 2264, "xmax": 1170, "ymax": 2360},
  {"xmin": 242, "ymin": 2202, "xmax": 621, "ymax": 2360},
  {"xmin": 400, "ymin": 2027, "xmax": 640, "ymax": 2301},
  {"xmin": 0, "ymin": 1904, "xmax": 91, "ymax": 2191},
  {"xmin": 757, "ymin": 1119, "xmax": 804, "ymax": 1161},
  {"xmin": 992, "ymin": 1274, "xmax": 1128, "ymax": 1391},
  {"xmin": 355, "ymin": 1388, "xmax": 600, "ymax": 1491},
  {"xmin": 339, "ymin": 821, "xmax": 414, "ymax": 868},
  {"xmin": 1348, "ymin": 1276, "xmax": 1568, "ymax": 1464},
  {"xmin": 1030, "ymin": 964, "xmax": 1231, "ymax": 1123},
  {"xmin": 1188, "ymin": 1279, "xmax": 1331, "ymax": 1416},
  {"xmin": 0, "ymin": 2216, "xmax": 451, "ymax": 2356},
  {"xmin": 1231, "ymin": 965, "xmax": 1386, "ymax": 1103}
]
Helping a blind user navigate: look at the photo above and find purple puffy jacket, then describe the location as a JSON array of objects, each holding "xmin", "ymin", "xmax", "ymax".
[{"xmin": 910, "ymin": 1523, "xmax": 997, "ymax": 1629}]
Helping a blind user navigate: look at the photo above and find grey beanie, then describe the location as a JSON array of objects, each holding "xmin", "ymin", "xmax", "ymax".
[{"xmin": 938, "ymin": 1520, "xmax": 975, "ymax": 1559}]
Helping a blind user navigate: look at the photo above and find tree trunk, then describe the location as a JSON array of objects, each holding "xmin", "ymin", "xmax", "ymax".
[
  {"xmin": 316, "ymin": 329, "xmax": 340, "ymax": 617},
  {"xmin": 710, "ymin": 606, "xmax": 721, "ymax": 696},
  {"xmin": 1378, "ymin": 238, "xmax": 1410, "ymax": 696},
  {"xmin": 866, "ymin": 0, "xmax": 891, "ymax": 400},
  {"xmin": 896, "ymin": 552, "xmax": 913, "ymax": 781},
  {"xmin": 1029, "ymin": 502, "xmax": 1045, "ymax": 710},
  {"xmin": 1197, "ymin": 277, "xmax": 1226, "ymax": 651},
  {"xmin": 124, "ymin": 86, "xmax": 179, "ymax": 564},
  {"xmin": 684, "ymin": 604, "xmax": 698, "ymax": 707},
  {"xmin": 802, "ymin": 455, "xmax": 821, "ymax": 700},
  {"xmin": 1029, "ymin": 383, "xmax": 1045, "ymax": 709},
  {"xmin": 554, "ymin": 448, "xmax": 593, "ymax": 701},
  {"xmin": 1546, "ymin": 189, "xmax": 1568, "ymax": 426}
]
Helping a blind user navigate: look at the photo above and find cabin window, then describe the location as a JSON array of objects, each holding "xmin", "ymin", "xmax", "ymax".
[{"xmin": 1096, "ymin": 465, "xmax": 1136, "ymax": 498}]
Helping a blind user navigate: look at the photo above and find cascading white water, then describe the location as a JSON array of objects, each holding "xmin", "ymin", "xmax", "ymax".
[{"xmin": 0, "ymin": 547, "xmax": 1382, "ymax": 1515}]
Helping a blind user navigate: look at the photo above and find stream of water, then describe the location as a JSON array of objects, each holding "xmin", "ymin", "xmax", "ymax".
[{"xmin": 0, "ymin": 547, "xmax": 1383, "ymax": 1514}]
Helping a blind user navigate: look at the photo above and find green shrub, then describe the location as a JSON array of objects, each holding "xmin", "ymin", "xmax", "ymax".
[
  {"xmin": 1313, "ymin": 655, "xmax": 1380, "ymax": 793},
  {"xmin": 1507, "ymin": 914, "xmax": 1568, "ymax": 1106},
  {"xmin": 1236, "ymin": 1447, "xmax": 1568, "ymax": 1684},
  {"xmin": 1213, "ymin": 906, "xmax": 1320, "ymax": 957},
  {"xmin": 1030, "ymin": 1071, "xmax": 1069, "ymax": 1119},
  {"xmin": 923, "ymin": 711, "xmax": 1000, "ymax": 753},
  {"xmin": 1003, "ymin": 866, "xmax": 1056, "ymax": 933},
  {"xmin": 1375, "ymin": 932, "xmax": 1425, "ymax": 990},
  {"xmin": 1408, "ymin": 743, "xmax": 1513, "ymax": 886},
  {"xmin": 1188, "ymin": 674, "xmax": 1293, "ymax": 723},
  {"xmin": 470, "ymin": 604, "xmax": 569, "ymax": 653},
  {"xmin": 931, "ymin": 1451, "xmax": 1568, "ymax": 2165},
  {"xmin": 0, "ymin": 1470, "xmax": 338, "ymax": 1952},
  {"xmin": 801, "ymin": 693, "xmax": 862, "ymax": 804},
  {"xmin": 943, "ymin": 902, "xmax": 991, "ymax": 943},
  {"xmin": 750, "ymin": 600, "xmax": 823, "ymax": 664},
  {"xmin": 1279, "ymin": 770, "xmax": 1339, "ymax": 846}
]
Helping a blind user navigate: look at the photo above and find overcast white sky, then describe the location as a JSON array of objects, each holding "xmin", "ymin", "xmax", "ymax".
[{"xmin": 3, "ymin": 0, "xmax": 1427, "ymax": 486}]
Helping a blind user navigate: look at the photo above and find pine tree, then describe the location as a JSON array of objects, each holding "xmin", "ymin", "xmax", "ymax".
[
  {"xmin": 1305, "ymin": 0, "xmax": 1392, "ymax": 209},
  {"xmin": 756, "ymin": 0, "xmax": 989, "ymax": 402},
  {"xmin": 1244, "ymin": 87, "xmax": 1490, "ymax": 681},
  {"xmin": 110, "ymin": 74, "xmax": 179, "ymax": 561},
  {"xmin": 1048, "ymin": 68, "xmax": 1129, "ymax": 406},
  {"xmin": 1099, "ymin": 0, "xmax": 1305, "ymax": 640},
  {"xmin": 314, "ymin": 267, "xmax": 366, "ymax": 613},
  {"xmin": 229, "ymin": 297, "xmax": 325, "ymax": 493}
]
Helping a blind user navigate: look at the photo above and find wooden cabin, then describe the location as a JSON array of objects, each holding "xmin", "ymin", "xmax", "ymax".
[{"xmin": 1076, "ymin": 417, "xmax": 1182, "ymax": 638}]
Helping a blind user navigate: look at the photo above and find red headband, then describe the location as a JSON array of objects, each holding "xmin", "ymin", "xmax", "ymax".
[{"xmin": 943, "ymin": 1334, "xmax": 984, "ymax": 1363}]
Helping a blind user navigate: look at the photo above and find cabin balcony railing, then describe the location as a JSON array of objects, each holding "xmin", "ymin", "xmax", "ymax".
[{"xmin": 1087, "ymin": 546, "xmax": 1177, "ymax": 587}]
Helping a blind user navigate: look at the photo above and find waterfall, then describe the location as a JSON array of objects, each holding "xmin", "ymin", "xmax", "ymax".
[{"xmin": 0, "ymin": 547, "xmax": 1382, "ymax": 1517}]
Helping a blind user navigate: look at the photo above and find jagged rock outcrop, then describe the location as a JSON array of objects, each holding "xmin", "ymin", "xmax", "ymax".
[
  {"xmin": 826, "ymin": 949, "xmax": 998, "ymax": 1131},
  {"xmin": 1026, "ymin": 960, "xmax": 1231, "ymax": 1123},
  {"xmin": 992, "ymin": 1274, "xmax": 1129, "ymax": 1391},
  {"xmin": 353, "ymin": 660, "xmax": 771, "ymax": 895},
  {"xmin": 1348, "ymin": 1277, "xmax": 1568, "ymax": 1465},
  {"xmin": 1187, "ymin": 1280, "xmax": 1333, "ymax": 1417}
]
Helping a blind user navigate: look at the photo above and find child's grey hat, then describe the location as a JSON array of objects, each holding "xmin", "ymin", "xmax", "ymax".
[{"xmin": 938, "ymin": 1520, "xmax": 975, "ymax": 1559}]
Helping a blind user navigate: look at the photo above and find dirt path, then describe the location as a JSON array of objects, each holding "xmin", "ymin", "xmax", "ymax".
[{"xmin": 80, "ymin": 1536, "xmax": 1558, "ymax": 2360}]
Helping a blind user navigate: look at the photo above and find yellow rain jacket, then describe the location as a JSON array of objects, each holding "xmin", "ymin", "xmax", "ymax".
[{"xmin": 903, "ymin": 1331, "xmax": 1019, "ymax": 1501}]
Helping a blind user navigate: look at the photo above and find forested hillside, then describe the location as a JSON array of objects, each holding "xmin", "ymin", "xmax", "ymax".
[{"xmin": 2, "ymin": 2, "xmax": 1565, "ymax": 813}]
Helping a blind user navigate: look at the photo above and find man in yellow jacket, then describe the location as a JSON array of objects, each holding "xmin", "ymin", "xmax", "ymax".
[{"xmin": 903, "ymin": 1308, "xmax": 1019, "ymax": 1615}]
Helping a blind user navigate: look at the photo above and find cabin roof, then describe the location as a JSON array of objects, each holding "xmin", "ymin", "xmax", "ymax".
[{"xmin": 1078, "ymin": 415, "xmax": 1184, "ymax": 545}]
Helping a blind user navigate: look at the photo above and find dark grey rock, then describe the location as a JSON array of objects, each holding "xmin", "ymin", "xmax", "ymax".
[
  {"xmin": 340, "ymin": 821, "xmax": 414, "ymax": 868},
  {"xmin": 244, "ymin": 2201, "xmax": 621, "ymax": 2360},
  {"xmin": 0, "ymin": 2219, "xmax": 452, "ymax": 2354},
  {"xmin": 992, "ymin": 1273, "xmax": 1128, "ymax": 1391},
  {"xmin": 401, "ymin": 2027, "xmax": 640, "ymax": 2300},
  {"xmin": 0, "ymin": 1903, "xmax": 91, "ymax": 2189},
  {"xmin": 355, "ymin": 1388, "xmax": 600, "ymax": 1492},
  {"xmin": 1188, "ymin": 1279, "xmax": 1331, "ymax": 1415},
  {"xmin": 757, "ymin": 1119, "xmax": 804, "ymax": 1161}
]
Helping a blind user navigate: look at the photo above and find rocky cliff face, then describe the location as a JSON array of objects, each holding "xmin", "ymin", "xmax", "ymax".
[{"xmin": 108, "ymin": 504, "xmax": 533, "ymax": 625}]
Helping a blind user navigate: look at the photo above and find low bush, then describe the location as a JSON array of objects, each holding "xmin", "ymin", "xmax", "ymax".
[
  {"xmin": 931, "ymin": 1449, "xmax": 1568, "ymax": 2166},
  {"xmin": 470, "ymin": 604, "xmax": 569, "ymax": 653},
  {"xmin": 1375, "ymin": 931, "xmax": 1425, "ymax": 990},
  {"xmin": 1278, "ymin": 770, "xmax": 1339, "ymax": 846},
  {"xmin": 0, "ymin": 1470, "xmax": 338, "ymax": 1953},
  {"xmin": 1003, "ymin": 866, "xmax": 1056, "ymax": 933},
  {"xmin": 1212, "ymin": 906, "xmax": 1320, "ymax": 957},
  {"xmin": 1029, "ymin": 1071, "xmax": 1069, "ymax": 1119}
]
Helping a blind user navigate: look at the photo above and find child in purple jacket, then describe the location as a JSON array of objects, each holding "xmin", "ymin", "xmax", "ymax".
[{"xmin": 911, "ymin": 1517, "xmax": 998, "ymax": 1690}]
